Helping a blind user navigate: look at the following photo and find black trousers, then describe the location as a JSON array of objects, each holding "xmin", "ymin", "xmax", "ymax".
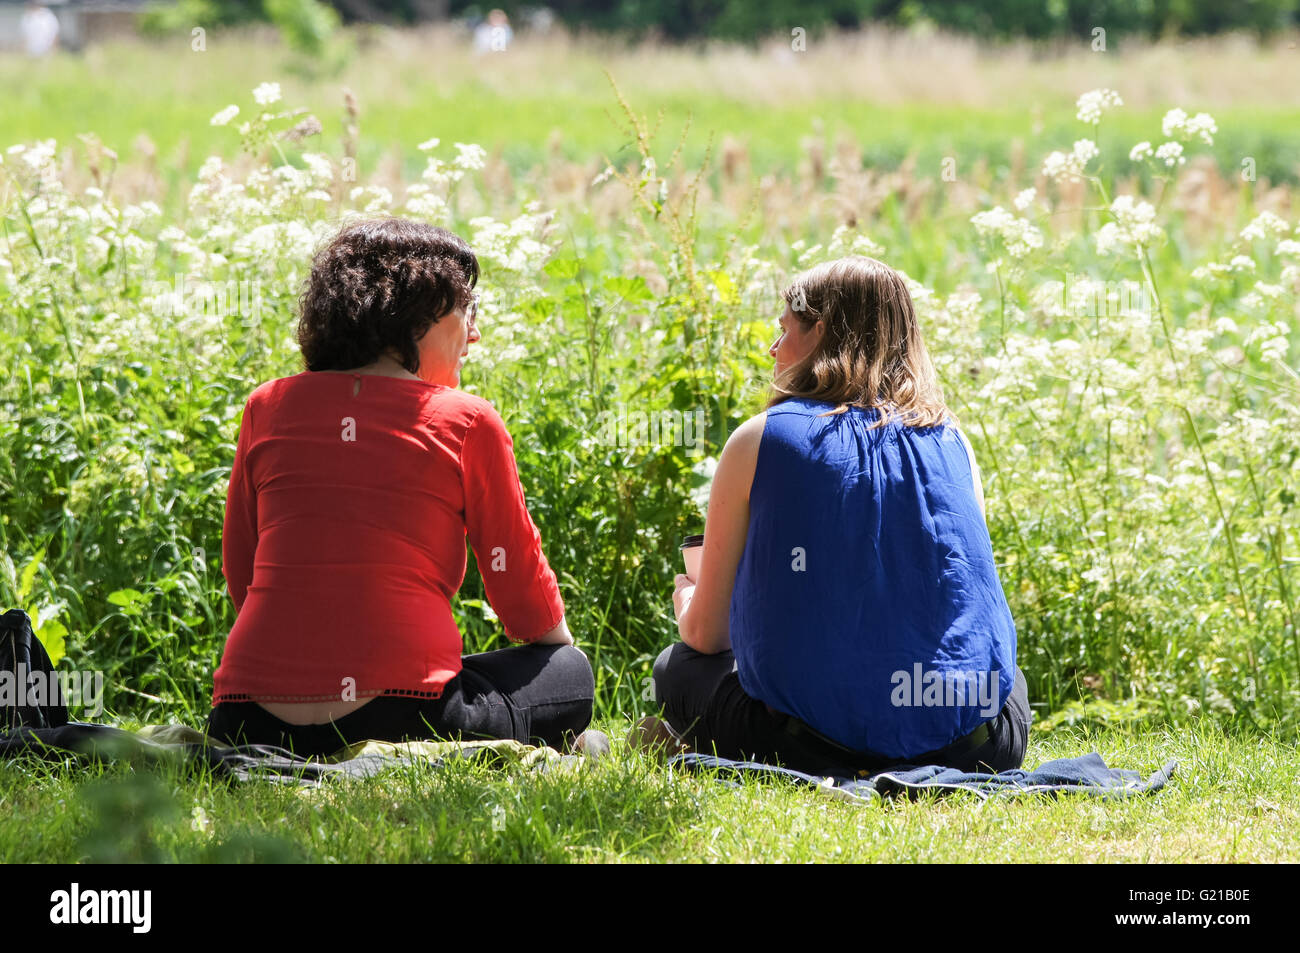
[
  {"xmin": 653, "ymin": 642, "xmax": 1031, "ymax": 777},
  {"xmin": 206, "ymin": 643, "xmax": 594, "ymax": 759}
]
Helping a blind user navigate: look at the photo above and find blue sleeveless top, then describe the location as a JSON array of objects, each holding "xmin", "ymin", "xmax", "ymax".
[{"xmin": 729, "ymin": 397, "xmax": 1018, "ymax": 759}]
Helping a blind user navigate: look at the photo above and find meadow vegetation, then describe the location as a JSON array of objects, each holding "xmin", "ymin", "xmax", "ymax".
[{"xmin": 1, "ymin": 26, "xmax": 1298, "ymax": 861}]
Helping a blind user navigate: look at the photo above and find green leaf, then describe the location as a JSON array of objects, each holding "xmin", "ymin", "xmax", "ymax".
[
  {"xmin": 543, "ymin": 256, "xmax": 582, "ymax": 280},
  {"xmin": 17, "ymin": 547, "xmax": 45, "ymax": 603},
  {"xmin": 107, "ymin": 588, "xmax": 146, "ymax": 607},
  {"xmin": 36, "ymin": 619, "xmax": 67, "ymax": 668},
  {"xmin": 603, "ymin": 275, "xmax": 653, "ymax": 302}
]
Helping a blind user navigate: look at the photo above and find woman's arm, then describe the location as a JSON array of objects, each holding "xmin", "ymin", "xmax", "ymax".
[
  {"xmin": 462, "ymin": 404, "xmax": 569, "ymax": 645},
  {"xmin": 673, "ymin": 412, "xmax": 765, "ymax": 654},
  {"xmin": 534, "ymin": 617, "xmax": 575, "ymax": 645},
  {"xmin": 222, "ymin": 396, "xmax": 258, "ymax": 612}
]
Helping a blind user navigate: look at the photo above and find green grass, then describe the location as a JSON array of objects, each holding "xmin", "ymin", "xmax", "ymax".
[
  {"xmin": 4, "ymin": 30, "xmax": 1300, "ymax": 198},
  {"xmin": 2, "ymin": 720, "xmax": 1296, "ymax": 862},
  {"xmin": 3, "ymin": 25, "xmax": 1300, "ymax": 864}
]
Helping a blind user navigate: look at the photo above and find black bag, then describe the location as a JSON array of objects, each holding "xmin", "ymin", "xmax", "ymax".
[{"xmin": 1, "ymin": 608, "xmax": 69, "ymax": 732}]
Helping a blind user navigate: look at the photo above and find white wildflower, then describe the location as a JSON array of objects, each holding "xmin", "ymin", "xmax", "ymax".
[
  {"xmin": 827, "ymin": 223, "xmax": 884, "ymax": 259},
  {"xmin": 1185, "ymin": 113, "xmax": 1217, "ymax": 145},
  {"xmin": 417, "ymin": 137, "xmax": 441, "ymax": 151},
  {"xmin": 1162, "ymin": 108, "xmax": 1188, "ymax": 138},
  {"xmin": 405, "ymin": 190, "xmax": 449, "ymax": 221},
  {"xmin": 1260, "ymin": 335, "xmax": 1289, "ymax": 363},
  {"xmin": 1155, "ymin": 141, "xmax": 1185, "ymax": 167},
  {"xmin": 1076, "ymin": 88, "xmax": 1122, "ymax": 125},
  {"xmin": 252, "ymin": 82, "xmax": 282, "ymax": 106},
  {"xmin": 1042, "ymin": 139, "xmax": 1098, "ymax": 182},
  {"xmin": 1129, "ymin": 141, "xmax": 1153, "ymax": 162},
  {"xmin": 1162, "ymin": 107, "xmax": 1217, "ymax": 145},
  {"xmin": 1240, "ymin": 211, "xmax": 1290, "ymax": 243},
  {"xmin": 349, "ymin": 185, "xmax": 394, "ymax": 212},
  {"xmin": 197, "ymin": 156, "xmax": 224, "ymax": 182},
  {"xmin": 210, "ymin": 105, "xmax": 239, "ymax": 127},
  {"xmin": 1192, "ymin": 261, "xmax": 1231, "ymax": 282},
  {"xmin": 1013, "ymin": 188, "xmax": 1036, "ymax": 212},
  {"xmin": 453, "ymin": 142, "xmax": 487, "ymax": 171},
  {"xmin": 1095, "ymin": 196, "xmax": 1163, "ymax": 255},
  {"xmin": 301, "ymin": 152, "xmax": 334, "ymax": 185},
  {"xmin": 971, "ymin": 206, "xmax": 1043, "ymax": 258}
]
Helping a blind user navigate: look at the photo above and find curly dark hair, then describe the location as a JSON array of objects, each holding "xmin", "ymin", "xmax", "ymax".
[{"xmin": 296, "ymin": 218, "xmax": 480, "ymax": 374}]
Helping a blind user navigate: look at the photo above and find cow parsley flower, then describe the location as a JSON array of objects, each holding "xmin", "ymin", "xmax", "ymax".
[
  {"xmin": 1240, "ymin": 211, "xmax": 1290, "ymax": 242},
  {"xmin": 252, "ymin": 82, "xmax": 282, "ymax": 106},
  {"xmin": 1076, "ymin": 88, "xmax": 1122, "ymax": 124},
  {"xmin": 1155, "ymin": 142, "xmax": 1185, "ymax": 167},
  {"xmin": 1129, "ymin": 141, "xmax": 1153, "ymax": 162},
  {"xmin": 210, "ymin": 105, "xmax": 240, "ymax": 127},
  {"xmin": 1162, "ymin": 108, "xmax": 1217, "ymax": 145},
  {"xmin": 453, "ymin": 143, "xmax": 487, "ymax": 171},
  {"xmin": 971, "ymin": 206, "xmax": 1043, "ymax": 258},
  {"xmin": 1042, "ymin": 139, "xmax": 1098, "ymax": 182},
  {"xmin": 1095, "ymin": 196, "xmax": 1163, "ymax": 255}
]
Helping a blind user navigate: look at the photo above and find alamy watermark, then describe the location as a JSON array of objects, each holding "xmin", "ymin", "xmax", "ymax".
[
  {"xmin": 49, "ymin": 883, "xmax": 151, "ymax": 933},
  {"xmin": 890, "ymin": 664, "xmax": 1001, "ymax": 718},
  {"xmin": 592, "ymin": 404, "xmax": 708, "ymax": 452},
  {"xmin": 1, "ymin": 665, "xmax": 105, "ymax": 717},
  {"xmin": 1061, "ymin": 272, "xmax": 1152, "ymax": 317},
  {"xmin": 147, "ymin": 275, "xmax": 263, "ymax": 324}
]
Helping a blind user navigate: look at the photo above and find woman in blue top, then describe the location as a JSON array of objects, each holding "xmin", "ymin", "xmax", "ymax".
[{"xmin": 645, "ymin": 256, "xmax": 1031, "ymax": 776}]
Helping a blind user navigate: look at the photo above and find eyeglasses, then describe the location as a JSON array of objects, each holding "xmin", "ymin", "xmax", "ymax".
[{"xmin": 466, "ymin": 293, "xmax": 480, "ymax": 329}]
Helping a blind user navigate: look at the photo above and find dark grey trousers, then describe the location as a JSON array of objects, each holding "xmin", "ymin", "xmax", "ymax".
[
  {"xmin": 207, "ymin": 643, "xmax": 594, "ymax": 759},
  {"xmin": 653, "ymin": 642, "xmax": 1031, "ymax": 776}
]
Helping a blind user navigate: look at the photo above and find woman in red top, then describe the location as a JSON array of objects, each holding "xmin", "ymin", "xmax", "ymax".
[{"xmin": 205, "ymin": 218, "xmax": 594, "ymax": 757}]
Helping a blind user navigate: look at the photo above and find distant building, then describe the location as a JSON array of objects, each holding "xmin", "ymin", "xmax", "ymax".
[{"xmin": 0, "ymin": 0, "xmax": 147, "ymax": 54}]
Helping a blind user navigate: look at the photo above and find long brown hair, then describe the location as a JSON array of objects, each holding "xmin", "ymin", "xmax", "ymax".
[{"xmin": 768, "ymin": 256, "xmax": 950, "ymax": 430}]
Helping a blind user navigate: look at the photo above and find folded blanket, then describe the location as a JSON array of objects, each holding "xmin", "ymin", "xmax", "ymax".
[
  {"xmin": 0, "ymin": 721, "xmax": 582, "ymax": 787},
  {"xmin": 668, "ymin": 752, "xmax": 1179, "ymax": 803}
]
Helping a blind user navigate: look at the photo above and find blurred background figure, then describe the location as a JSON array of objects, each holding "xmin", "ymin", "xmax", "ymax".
[
  {"xmin": 473, "ymin": 7, "xmax": 511, "ymax": 52},
  {"xmin": 21, "ymin": 0, "xmax": 60, "ymax": 57}
]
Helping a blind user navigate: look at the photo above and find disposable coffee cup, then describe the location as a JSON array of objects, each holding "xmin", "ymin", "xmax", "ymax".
[{"xmin": 680, "ymin": 534, "xmax": 704, "ymax": 581}]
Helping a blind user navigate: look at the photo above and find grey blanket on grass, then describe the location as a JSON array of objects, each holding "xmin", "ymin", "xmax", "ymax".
[
  {"xmin": 668, "ymin": 751, "xmax": 1178, "ymax": 803},
  {"xmin": 0, "ymin": 721, "xmax": 582, "ymax": 786},
  {"xmin": 1, "ymin": 722, "xmax": 1177, "ymax": 803}
]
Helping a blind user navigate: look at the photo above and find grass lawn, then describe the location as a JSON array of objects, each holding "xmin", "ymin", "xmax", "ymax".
[
  {"xmin": 3, "ymin": 23, "xmax": 1298, "ymax": 871},
  {"xmin": 2, "ymin": 719, "xmax": 1295, "ymax": 863},
  {"xmin": 5, "ymin": 26, "xmax": 1300, "ymax": 198}
]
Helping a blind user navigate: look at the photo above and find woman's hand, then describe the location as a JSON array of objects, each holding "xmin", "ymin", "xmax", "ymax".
[{"xmin": 672, "ymin": 574, "xmax": 696, "ymax": 623}]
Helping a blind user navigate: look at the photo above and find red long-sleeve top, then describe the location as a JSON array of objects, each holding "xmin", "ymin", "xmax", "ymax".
[{"xmin": 211, "ymin": 371, "xmax": 565, "ymax": 705}]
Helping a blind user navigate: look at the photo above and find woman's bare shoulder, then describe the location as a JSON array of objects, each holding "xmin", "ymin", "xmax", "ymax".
[
  {"xmin": 728, "ymin": 411, "xmax": 768, "ymax": 446},
  {"xmin": 714, "ymin": 412, "xmax": 766, "ymax": 497}
]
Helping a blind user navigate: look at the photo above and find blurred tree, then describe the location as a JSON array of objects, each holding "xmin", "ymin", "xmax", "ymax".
[{"xmin": 140, "ymin": 0, "xmax": 1300, "ymax": 41}]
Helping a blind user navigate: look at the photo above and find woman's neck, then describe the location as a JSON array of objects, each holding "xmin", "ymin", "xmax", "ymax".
[{"xmin": 344, "ymin": 353, "xmax": 423, "ymax": 381}]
